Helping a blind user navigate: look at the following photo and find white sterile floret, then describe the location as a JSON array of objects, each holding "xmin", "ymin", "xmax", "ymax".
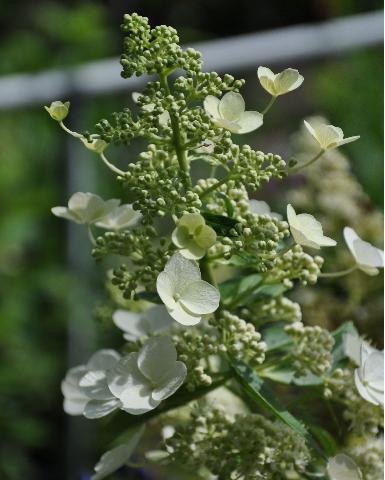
[
  {"xmin": 156, "ymin": 252, "xmax": 220, "ymax": 325},
  {"xmin": 257, "ymin": 67, "xmax": 304, "ymax": 96},
  {"xmin": 95, "ymin": 204, "xmax": 142, "ymax": 230},
  {"xmin": 51, "ymin": 192, "xmax": 120, "ymax": 225},
  {"xmin": 354, "ymin": 343, "xmax": 384, "ymax": 406},
  {"xmin": 304, "ymin": 120, "xmax": 359, "ymax": 151},
  {"xmin": 80, "ymin": 135, "xmax": 108, "ymax": 154},
  {"xmin": 91, "ymin": 426, "xmax": 144, "ymax": 480},
  {"xmin": 107, "ymin": 336, "xmax": 187, "ymax": 415},
  {"xmin": 132, "ymin": 91, "xmax": 170, "ymax": 126},
  {"xmin": 172, "ymin": 213, "xmax": 217, "ymax": 260},
  {"xmin": 113, "ymin": 305, "xmax": 174, "ymax": 341},
  {"xmin": 61, "ymin": 349, "xmax": 121, "ymax": 419},
  {"xmin": 326, "ymin": 454, "xmax": 362, "ymax": 480},
  {"xmin": 287, "ymin": 204, "xmax": 336, "ymax": 249},
  {"xmin": 44, "ymin": 100, "xmax": 70, "ymax": 121},
  {"xmin": 343, "ymin": 227, "xmax": 384, "ymax": 276},
  {"xmin": 343, "ymin": 332, "xmax": 375, "ymax": 365},
  {"xmin": 249, "ymin": 199, "xmax": 282, "ymax": 220},
  {"xmin": 204, "ymin": 92, "xmax": 263, "ymax": 134}
]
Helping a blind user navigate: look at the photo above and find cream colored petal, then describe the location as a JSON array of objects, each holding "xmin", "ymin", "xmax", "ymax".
[
  {"xmin": 257, "ymin": 66, "xmax": 276, "ymax": 95},
  {"xmin": 336, "ymin": 135, "xmax": 360, "ymax": 147},
  {"xmin": 204, "ymin": 95, "xmax": 220, "ymax": 118},
  {"xmin": 179, "ymin": 244, "xmax": 206, "ymax": 260},
  {"xmin": 180, "ymin": 280, "xmax": 220, "ymax": 315},
  {"xmin": 219, "ymin": 92, "xmax": 245, "ymax": 121},
  {"xmin": 178, "ymin": 213, "xmax": 205, "ymax": 232},
  {"xmin": 152, "ymin": 361, "xmax": 187, "ymax": 401},
  {"xmin": 236, "ymin": 111, "xmax": 264, "ymax": 134},
  {"xmin": 274, "ymin": 68, "xmax": 304, "ymax": 95},
  {"xmin": 51, "ymin": 206, "xmax": 82, "ymax": 223},
  {"xmin": 167, "ymin": 302, "xmax": 201, "ymax": 326},
  {"xmin": 163, "ymin": 253, "xmax": 201, "ymax": 294},
  {"xmin": 194, "ymin": 224, "xmax": 217, "ymax": 249},
  {"xmin": 137, "ymin": 336, "xmax": 177, "ymax": 384}
]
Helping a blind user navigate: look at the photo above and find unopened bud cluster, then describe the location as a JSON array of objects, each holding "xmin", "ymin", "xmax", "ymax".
[
  {"xmin": 285, "ymin": 322, "xmax": 334, "ymax": 377},
  {"xmin": 166, "ymin": 406, "xmax": 310, "ymax": 479}
]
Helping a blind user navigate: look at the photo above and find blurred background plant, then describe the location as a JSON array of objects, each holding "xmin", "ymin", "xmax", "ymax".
[{"xmin": 0, "ymin": 0, "xmax": 382, "ymax": 479}]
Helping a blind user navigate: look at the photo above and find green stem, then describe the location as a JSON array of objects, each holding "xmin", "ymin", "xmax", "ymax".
[
  {"xmin": 319, "ymin": 265, "xmax": 357, "ymax": 278},
  {"xmin": 100, "ymin": 152, "xmax": 126, "ymax": 176},
  {"xmin": 261, "ymin": 95, "xmax": 277, "ymax": 115},
  {"xmin": 87, "ymin": 224, "xmax": 96, "ymax": 246},
  {"xmin": 199, "ymin": 174, "xmax": 233, "ymax": 199},
  {"xmin": 158, "ymin": 72, "xmax": 190, "ymax": 187},
  {"xmin": 289, "ymin": 149, "xmax": 325, "ymax": 173},
  {"xmin": 59, "ymin": 121, "xmax": 83, "ymax": 139},
  {"xmin": 200, "ymin": 257, "xmax": 217, "ymax": 287}
]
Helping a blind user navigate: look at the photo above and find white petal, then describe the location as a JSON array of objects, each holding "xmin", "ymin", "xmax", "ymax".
[
  {"xmin": 354, "ymin": 369, "xmax": 379, "ymax": 405},
  {"xmin": 137, "ymin": 336, "xmax": 177, "ymax": 383},
  {"xmin": 51, "ymin": 206, "xmax": 82, "ymax": 223},
  {"xmin": 120, "ymin": 385, "xmax": 160, "ymax": 415},
  {"xmin": 113, "ymin": 310, "xmax": 146, "ymax": 341},
  {"xmin": 257, "ymin": 66, "xmax": 276, "ymax": 96},
  {"xmin": 63, "ymin": 397, "xmax": 89, "ymax": 416},
  {"xmin": 156, "ymin": 272, "xmax": 177, "ymax": 309},
  {"xmin": 95, "ymin": 204, "xmax": 141, "ymax": 230},
  {"xmin": 132, "ymin": 92, "xmax": 142, "ymax": 103},
  {"xmin": 79, "ymin": 371, "xmax": 113, "ymax": 400},
  {"xmin": 87, "ymin": 349, "xmax": 121, "ymax": 371},
  {"xmin": 353, "ymin": 239, "xmax": 384, "ymax": 268},
  {"xmin": 336, "ymin": 135, "xmax": 360, "ymax": 147},
  {"xmin": 327, "ymin": 454, "xmax": 362, "ymax": 480},
  {"xmin": 236, "ymin": 111, "xmax": 263, "ymax": 134},
  {"xmin": 204, "ymin": 95, "xmax": 220, "ymax": 118},
  {"xmin": 84, "ymin": 398, "xmax": 120, "ymax": 419},
  {"xmin": 343, "ymin": 227, "xmax": 359, "ymax": 259},
  {"xmin": 167, "ymin": 302, "xmax": 201, "ymax": 326},
  {"xmin": 213, "ymin": 117, "xmax": 243, "ymax": 133},
  {"xmin": 363, "ymin": 351, "xmax": 384, "ymax": 386},
  {"xmin": 92, "ymin": 426, "xmax": 145, "ymax": 480},
  {"xmin": 219, "ymin": 92, "xmax": 245, "ymax": 121},
  {"xmin": 107, "ymin": 352, "xmax": 144, "ymax": 398},
  {"xmin": 144, "ymin": 305, "xmax": 174, "ymax": 333},
  {"xmin": 158, "ymin": 111, "xmax": 170, "ymax": 126},
  {"xmin": 343, "ymin": 333, "xmax": 362, "ymax": 365},
  {"xmin": 163, "ymin": 253, "xmax": 201, "ymax": 294},
  {"xmin": 180, "ymin": 280, "xmax": 220, "ymax": 315},
  {"xmin": 152, "ymin": 361, "xmax": 187, "ymax": 401},
  {"xmin": 249, "ymin": 200, "xmax": 271, "ymax": 215},
  {"xmin": 274, "ymin": 68, "xmax": 304, "ymax": 95}
]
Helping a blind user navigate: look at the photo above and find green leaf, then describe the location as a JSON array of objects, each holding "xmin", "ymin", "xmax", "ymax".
[
  {"xmin": 230, "ymin": 357, "xmax": 326, "ymax": 458},
  {"xmin": 309, "ymin": 425, "xmax": 338, "ymax": 457},
  {"xmin": 201, "ymin": 211, "xmax": 239, "ymax": 236},
  {"xmin": 219, "ymin": 273, "xmax": 263, "ymax": 305},
  {"xmin": 217, "ymin": 192, "xmax": 234, "ymax": 217},
  {"xmin": 247, "ymin": 283, "xmax": 287, "ymax": 304},
  {"xmin": 262, "ymin": 322, "xmax": 292, "ymax": 351}
]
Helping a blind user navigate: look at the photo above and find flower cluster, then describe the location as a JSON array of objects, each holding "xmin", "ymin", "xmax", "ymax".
[
  {"xmin": 166, "ymin": 406, "xmax": 310, "ymax": 479},
  {"xmin": 45, "ymin": 12, "xmax": 384, "ymax": 480},
  {"xmin": 285, "ymin": 322, "xmax": 334, "ymax": 377}
]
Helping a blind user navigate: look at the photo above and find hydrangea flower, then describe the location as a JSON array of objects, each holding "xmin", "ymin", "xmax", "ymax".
[
  {"xmin": 343, "ymin": 227, "xmax": 384, "ymax": 276},
  {"xmin": 327, "ymin": 454, "xmax": 362, "ymax": 480},
  {"xmin": 44, "ymin": 100, "xmax": 70, "ymax": 121},
  {"xmin": 156, "ymin": 252, "xmax": 220, "ymax": 325},
  {"xmin": 91, "ymin": 426, "xmax": 144, "ymax": 480},
  {"xmin": 204, "ymin": 92, "xmax": 263, "ymax": 134},
  {"xmin": 172, "ymin": 213, "xmax": 217, "ymax": 259},
  {"xmin": 304, "ymin": 120, "xmax": 359, "ymax": 151},
  {"xmin": 132, "ymin": 91, "xmax": 170, "ymax": 126},
  {"xmin": 52, "ymin": 192, "xmax": 120, "ymax": 225},
  {"xmin": 249, "ymin": 199, "xmax": 282, "ymax": 220},
  {"xmin": 61, "ymin": 349, "xmax": 121, "ymax": 419},
  {"xmin": 95, "ymin": 204, "xmax": 142, "ymax": 230},
  {"xmin": 107, "ymin": 336, "xmax": 187, "ymax": 415},
  {"xmin": 113, "ymin": 305, "xmax": 174, "ymax": 341},
  {"xmin": 257, "ymin": 67, "xmax": 304, "ymax": 96},
  {"xmin": 354, "ymin": 344, "xmax": 384, "ymax": 406},
  {"xmin": 80, "ymin": 135, "xmax": 108, "ymax": 154},
  {"xmin": 287, "ymin": 204, "xmax": 336, "ymax": 249}
]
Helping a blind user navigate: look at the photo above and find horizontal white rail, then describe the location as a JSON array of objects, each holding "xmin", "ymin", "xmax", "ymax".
[{"xmin": 0, "ymin": 10, "xmax": 382, "ymax": 109}]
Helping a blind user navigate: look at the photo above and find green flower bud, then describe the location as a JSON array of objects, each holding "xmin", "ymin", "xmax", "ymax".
[{"xmin": 44, "ymin": 101, "xmax": 70, "ymax": 121}]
